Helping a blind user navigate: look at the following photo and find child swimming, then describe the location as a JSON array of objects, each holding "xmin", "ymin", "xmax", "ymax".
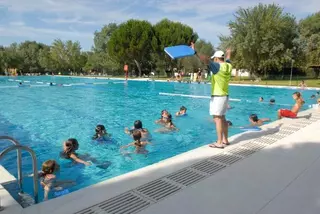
[
  {"xmin": 60, "ymin": 138, "xmax": 91, "ymax": 166},
  {"xmin": 155, "ymin": 113, "xmax": 178, "ymax": 133},
  {"xmin": 269, "ymin": 99, "xmax": 275, "ymax": 105},
  {"xmin": 278, "ymin": 92, "xmax": 304, "ymax": 119},
  {"xmin": 125, "ymin": 120, "xmax": 150, "ymax": 140},
  {"xmin": 39, "ymin": 160, "xmax": 75, "ymax": 200},
  {"xmin": 259, "ymin": 97, "xmax": 264, "ymax": 102},
  {"xmin": 92, "ymin": 124, "xmax": 111, "ymax": 142},
  {"xmin": 176, "ymin": 106, "xmax": 187, "ymax": 117},
  {"xmin": 121, "ymin": 130, "xmax": 151, "ymax": 155},
  {"xmin": 155, "ymin": 110, "xmax": 169, "ymax": 125},
  {"xmin": 60, "ymin": 138, "xmax": 111, "ymax": 168},
  {"xmin": 249, "ymin": 114, "xmax": 270, "ymax": 126}
]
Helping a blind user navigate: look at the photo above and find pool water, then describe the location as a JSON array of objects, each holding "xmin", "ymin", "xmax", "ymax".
[{"xmin": 0, "ymin": 76, "xmax": 318, "ymax": 203}]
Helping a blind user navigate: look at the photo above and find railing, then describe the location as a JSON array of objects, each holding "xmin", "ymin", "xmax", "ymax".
[
  {"xmin": 0, "ymin": 136, "xmax": 23, "ymax": 192},
  {"xmin": 0, "ymin": 137, "xmax": 38, "ymax": 203}
]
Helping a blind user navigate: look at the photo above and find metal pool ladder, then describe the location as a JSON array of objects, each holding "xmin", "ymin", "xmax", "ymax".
[{"xmin": 0, "ymin": 136, "xmax": 39, "ymax": 204}]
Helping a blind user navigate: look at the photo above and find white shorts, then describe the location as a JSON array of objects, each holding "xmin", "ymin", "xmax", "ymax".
[{"xmin": 210, "ymin": 96, "xmax": 229, "ymax": 116}]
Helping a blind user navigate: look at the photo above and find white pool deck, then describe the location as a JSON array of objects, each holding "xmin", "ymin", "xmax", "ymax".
[{"xmin": 0, "ymin": 108, "xmax": 319, "ymax": 214}]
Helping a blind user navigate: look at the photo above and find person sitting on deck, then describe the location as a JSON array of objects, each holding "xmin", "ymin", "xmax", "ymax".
[{"xmin": 278, "ymin": 92, "xmax": 304, "ymax": 119}]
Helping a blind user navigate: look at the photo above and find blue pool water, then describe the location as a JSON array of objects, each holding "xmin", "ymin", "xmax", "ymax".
[{"xmin": 0, "ymin": 76, "xmax": 318, "ymax": 203}]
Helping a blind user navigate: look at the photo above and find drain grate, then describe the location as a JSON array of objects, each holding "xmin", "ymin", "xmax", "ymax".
[
  {"xmin": 191, "ymin": 160, "xmax": 226, "ymax": 175},
  {"xmin": 242, "ymin": 142, "xmax": 267, "ymax": 151},
  {"xmin": 278, "ymin": 130, "xmax": 294, "ymax": 136},
  {"xmin": 166, "ymin": 168, "xmax": 206, "ymax": 186},
  {"xmin": 136, "ymin": 179, "xmax": 181, "ymax": 201},
  {"xmin": 283, "ymin": 126, "xmax": 300, "ymax": 132},
  {"xmin": 75, "ymin": 192, "xmax": 151, "ymax": 214},
  {"xmin": 228, "ymin": 147, "xmax": 256, "ymax": 157},
  {"xmin": 258, "ymin": 137, "xmax": 277, "ymax": 145},
  {"xmin": 211, "ymin": 153, "xmax": 242, "ymax": 165}
]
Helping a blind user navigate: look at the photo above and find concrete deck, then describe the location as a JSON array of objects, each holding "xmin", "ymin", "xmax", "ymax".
[
  {"xmin": 138, "ymin": 111, "xmax": 320, "ymax": 214},
  {"xmin": 0, "ymin": 109, "xmax": 319, "ymax": 214}
]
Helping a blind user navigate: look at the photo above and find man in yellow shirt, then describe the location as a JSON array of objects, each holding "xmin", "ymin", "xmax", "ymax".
[{"xmin": 199, "ymin": 49, "xmax": 232, "ymax": 149}]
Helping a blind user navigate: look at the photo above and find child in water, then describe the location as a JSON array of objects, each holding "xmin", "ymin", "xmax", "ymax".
[
  {"xmin": 249, "ymin": 114, "xmax": 270, "ymax": 126},
  {"xmin": 269, "ymin": 99, "xmax": 275, "ymax": 105},
  {"xmin": 155, "ymin": 113, "xmax": 178, "ymax": 133},
  {"xmin": 259, "ymin": 97, "xmax": 264, "ymax": 102},
  {"xmin": 155, "ymin": 110, "xmax": 169, "ymax": 125},
  {"xmin": 39, "ymin": 160, "xmax": 75, "ymax": 200},
  {"xmin": 176, "ymin": 106, "xmax": 187, "ymax": 116},
  {"xmin": 278, "ymin": 92, "xmax": 304, "ymax": 119},
  {"xmin": 60, "ymin": 138, "xmax": 111, "ymax": 169},
  {"xmin": 121, "ymin": 130, "xmax": 151, "ymax": 155},
  {"xmin": 92, "ymin": 124, "xmax": 111, "ymax": 142},
  {"xmin": 60, "ymin": 138, "xmax": 91, "ymax": 166},
  {"xmin": 125, "ymin": 120, "xmax": 150, "ymax": 140}
]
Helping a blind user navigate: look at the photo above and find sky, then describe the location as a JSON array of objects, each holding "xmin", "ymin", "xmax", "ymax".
[{"xmin": 0, "ymin": 0, "xmax": 319, "ymax": 51}]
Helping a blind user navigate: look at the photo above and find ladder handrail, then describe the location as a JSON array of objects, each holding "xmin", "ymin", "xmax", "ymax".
[
  {"xmin": 0, "ymin": 136, "xmax": 23, "ymax": 192},
  {"xmin": 0, "ymin": 144, "xmax": 39, "ymax": 203}
]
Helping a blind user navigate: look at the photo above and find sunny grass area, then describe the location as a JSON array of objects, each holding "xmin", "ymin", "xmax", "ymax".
[
  {"xmin": 67, "ymin": 75, "xmax": 320, "ymax": 88},
  {"xmin": 229, "ymin": 79, "xmax": 320, "ymax": 88}
]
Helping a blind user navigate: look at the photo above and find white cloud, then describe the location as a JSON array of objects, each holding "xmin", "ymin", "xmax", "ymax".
[{"xmin": 0, "ymin": 0, "xmax": 319, "ymax": 49}]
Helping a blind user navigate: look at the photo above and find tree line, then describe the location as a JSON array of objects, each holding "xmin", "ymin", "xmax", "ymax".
[{"xmin": 0, "ymin": 4, "xmax": 319, "ymax": 78}]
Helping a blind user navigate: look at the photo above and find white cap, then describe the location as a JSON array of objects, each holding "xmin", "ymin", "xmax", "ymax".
[{"xmin": 211, "ymin": 50, "xmax": 225, "ymax": 59}]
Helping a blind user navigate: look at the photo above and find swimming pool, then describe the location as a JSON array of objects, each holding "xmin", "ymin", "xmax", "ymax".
[{"xmin": 0, "ymin": 76, "xmax": 318, "ymax": 203}]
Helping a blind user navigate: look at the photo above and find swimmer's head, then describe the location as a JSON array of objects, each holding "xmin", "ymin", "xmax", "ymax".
[
  {"xmin": 165, "ymin": 113, "xmax": 173, "ymax": 123},
  {"xmin": 64, "ymin": 138, "xmax": 79, "ymax": 152},
  {"xmin": 134, "ymin": 120, "xmax": 143, "ymax": 129},
  {"xmin": 249, "ymin": 114, "xmax": 259, "ymax": 122},
  {"xmin": 269, "ymin": 99, "xmax": 275, "ymax": 104},
  {"xmin": 132, "ymin": 130, "xmax": 142, "ymax": 141},
  {"xmin": 227, "ymin": 120, "xmax": 233, "ymax": 126},
  {"xmin": 311, "ymin": 95, "xmax": 316, "ymax": 99},
  {"xmin": 317, "ymin": 92, "xmax": 319, "ymax": 95},
  {"xmin": 95, "ymin": 125, "xmax": 106, "ymax": 133},
  {"xmin": 180, "ymin": 106, "xmax": 187, "ymax": 113},
  {"xmin": 161, "ymin": 110, "xmax": 168, "ymax": 118},
  {"xmin": 41, "ymin": 160, "xmax": 60, "ymax": 176},
  {"xmin": 293, "ymin": 92, "xmax": 301, "ymax": 99},
  {"xmin": 259, "ymin": 97, "xmax": 264, "ymax": 102},
  {"xmin": 19, "ymin": 82, "xmax": 22, "ymax": 85}
]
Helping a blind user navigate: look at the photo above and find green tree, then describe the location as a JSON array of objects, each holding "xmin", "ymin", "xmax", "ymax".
[
  {"xmin": 153, "ymin": 19, "xmax": 198, "ymax": 74},
  {"xmin": 94, "ymin": 23, "xmax": 118, "ymax": 52},
  {"xmin": 108, "ymin": 19, "xmax": 156, "ymax": 76},
  {"xmin": 299, "ymin": 12, "xmax": 320, "ymax": 77},
  {"xmin": 18, "ymin": 41, "xmax": 49, "ymax": 73},
  {"xmin": 226, "ymin": 3, "xmax": 298, "ymax": 77}
]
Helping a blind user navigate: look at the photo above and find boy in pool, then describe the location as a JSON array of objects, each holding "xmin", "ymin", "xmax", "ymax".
[
  {"xmin": 176, "ymin": 106, "xmax": 187, "ymax": 116},
  {"xmin": 125, "ymin": 120, "xmax": 150, "ymax": 140},
  {"xmin": 227, "ymin": 120, "xmax": 233, "ymax": 126},
  {"xmin": 121, "ymin": 130, "xmax": 151, "ymax": 155},
  {"xmin": 278, "ymin": 92, "xmax": 304, "ymax": 119},
  {"xmin": 249, "ymin": 114, "xmax": 270, "ymax": 126},
  {"xmin": 39, "ymin": 160, "xmax": 75, "ymax": 200},
  {"xmin": 259, "ymin": 97, "xmax": 264, "ymax": 102},
  {"xmin": 269, "ymin": 99, "xmax": 275, "ymax": 105},
  {"xmin": 92, "ymin": 124, "xmax": 111, "ymax": 142}
]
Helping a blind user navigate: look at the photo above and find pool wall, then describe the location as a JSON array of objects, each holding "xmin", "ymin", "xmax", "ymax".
[
  {"xmin": 57, "ymin": 75, "xmax": 320, "ymax": 91},
  {"xmin": 0, "ymin": 108, "xmax": 318, "ymax": 214}
]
